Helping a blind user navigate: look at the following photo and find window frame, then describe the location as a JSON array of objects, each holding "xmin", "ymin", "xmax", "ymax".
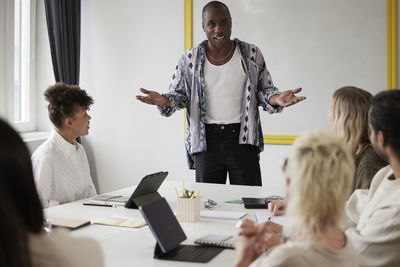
[{"xmin": 6, "ymin": 0, "xmax": 36, "ymax": 132}]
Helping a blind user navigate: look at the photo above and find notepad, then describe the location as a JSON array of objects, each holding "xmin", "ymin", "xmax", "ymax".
[
  {"xmin": 46, "ymin": 216, "xmax": 90, "ymax": 229},
  {"xmin": 94, "ymin": 217, "xmax": 147, "ymax": 228},
  {"xmin": 195, "ymin": 234, "xmax": 235, "ymax": 249},
  {"xmin": 200, "ymin": 210, "xmax": 247, "ymax": 220}
]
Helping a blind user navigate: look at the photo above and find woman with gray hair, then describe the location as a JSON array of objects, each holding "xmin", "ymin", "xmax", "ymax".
[{"xmin": 234, "ymin": 130, "xmax": 358, "ymax": 267}]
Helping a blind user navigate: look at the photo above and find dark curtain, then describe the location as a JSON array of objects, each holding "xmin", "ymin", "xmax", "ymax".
[{"xmin": 44, "ymin": 0, "xmax": 81, "ymax": 85}]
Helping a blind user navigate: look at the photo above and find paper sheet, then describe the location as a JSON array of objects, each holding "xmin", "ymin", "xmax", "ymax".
[
  {"xmin": 255, "ymin": 211, "xmax": 287, "ymax": 226},
  {"xmin": 93, "ymin": 216, "xmax": 146, "ymax": 229},
  {"xmin": 200, "ymin": 210, "xmax": 247, "ymax": 220}
]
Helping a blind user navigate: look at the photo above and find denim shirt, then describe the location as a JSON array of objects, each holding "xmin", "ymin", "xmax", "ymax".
[{"xmin": 159, "ymin": 38, "xmax": 283, "ymax": 169}]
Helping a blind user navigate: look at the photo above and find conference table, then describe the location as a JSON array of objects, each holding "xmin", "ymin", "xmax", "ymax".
[{"xmin": 45, "ymin": 180, "xmax": 284, "ymax": 266}]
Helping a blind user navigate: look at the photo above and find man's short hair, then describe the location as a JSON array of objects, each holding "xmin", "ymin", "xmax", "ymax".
[
  {"xmin": 370, "ymin": 89, "xmax": 400, "ymax": 159},
  {"xmin": 44, "ymin": 82, "xmax": 94, "ymax": 128},
  {"xmin": 202, "ymin": 1, "xmax": 231, "ymax": 21}
]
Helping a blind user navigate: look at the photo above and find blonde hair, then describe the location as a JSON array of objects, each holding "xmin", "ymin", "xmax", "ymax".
[
  {"xmin": 329, "ymin": 86, "xmax": 372, "ymax": 155},
  {"xmin": 284, "ymin": 130, "xmax": 354, "ymax": 237}
]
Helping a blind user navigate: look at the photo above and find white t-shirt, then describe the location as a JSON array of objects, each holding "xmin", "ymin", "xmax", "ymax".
[
  {"xmin": 29, "ymin": 231, "xmax": 103, "ymax": 267},
  {"xmin": 31, "ymin": 129, "xmax": 97, "ymax": 208},
  {"xmin": 204, "ymin": 45, "xmax": 246, "ymax": 124}
]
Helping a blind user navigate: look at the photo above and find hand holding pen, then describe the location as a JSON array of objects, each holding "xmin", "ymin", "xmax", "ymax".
[{"xmin": 267, "ymin": 199, "xmax": 286, "ymax": 216}]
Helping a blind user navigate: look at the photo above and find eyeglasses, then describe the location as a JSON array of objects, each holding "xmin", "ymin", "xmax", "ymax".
[{"xmin": 204, "ymin": 199, "xmax": 217, "ymax": 210}]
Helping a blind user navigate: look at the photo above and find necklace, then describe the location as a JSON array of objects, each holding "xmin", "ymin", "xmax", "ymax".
[{"xmin": 206, "ymin": 43, "xmax": 234, "ymax": 62}]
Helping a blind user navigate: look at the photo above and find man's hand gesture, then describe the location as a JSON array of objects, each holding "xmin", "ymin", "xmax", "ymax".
[
  {"xmin": 270, "ymin": 87, "xmax": 306, "ymax": 107},
  {"xmin": 136, "ymin": 88, "xmax": 170, "ymax": 107}
]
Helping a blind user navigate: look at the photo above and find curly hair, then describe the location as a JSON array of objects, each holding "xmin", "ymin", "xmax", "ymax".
[{"xmin": 44, "ymin": 82, "xmax": 94, "ymax": 128}]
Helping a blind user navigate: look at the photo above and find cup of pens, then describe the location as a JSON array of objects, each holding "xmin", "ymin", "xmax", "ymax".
[{"xmin": 176, "ymin": 188, "xmax": 200, "ymax": 223}]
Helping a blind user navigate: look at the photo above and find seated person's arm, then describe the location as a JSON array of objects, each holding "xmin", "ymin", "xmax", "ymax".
[
  {"xmin": 235, "ymin": 219, "xmax": 283, "ymax": 267},
  {"xmin": 268, "ymin": 199, "xmax": 286, "ymax": 216},
  {"xmin": 32, "ymin": 157, "xmax": 59, "ymax": 208},
  {"xmin": 345, "ymin": 205, "xmax": 400, "ymax": 266}
]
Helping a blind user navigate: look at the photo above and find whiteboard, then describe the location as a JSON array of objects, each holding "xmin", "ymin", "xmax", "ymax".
[{"xmin": 193, "ymin": 0, "xmax": 386, "ymax": 135}]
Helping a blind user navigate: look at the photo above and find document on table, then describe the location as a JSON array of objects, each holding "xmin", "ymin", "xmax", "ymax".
[
  {"xmin": 200, "ymin": 210, "xmax": 247, "ymax": 220},
  {"xmin": 92, "ymin": 216, "xmax": 146, "ymax": 229},
  {"xmin": 255, "ymin": 211, "xmax": 287, "ymax": 226}
]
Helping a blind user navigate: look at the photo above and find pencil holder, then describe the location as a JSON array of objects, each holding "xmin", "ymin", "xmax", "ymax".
[{"xmin": 176, "ymin": 197, "xmax": 200, "ymax": 223}]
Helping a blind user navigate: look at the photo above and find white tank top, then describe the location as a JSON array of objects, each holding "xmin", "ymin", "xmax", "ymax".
[{"xmin": 204, "ymin": 45, "xmax": 246, "ymax": 124}]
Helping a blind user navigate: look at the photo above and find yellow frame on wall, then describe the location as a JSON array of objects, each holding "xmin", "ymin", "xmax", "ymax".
[{"xmin": 183, "ymin": 0, "xmax": 397, "ymax": 145}]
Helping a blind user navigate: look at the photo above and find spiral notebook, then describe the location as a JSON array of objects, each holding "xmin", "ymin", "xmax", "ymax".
[{"xmin": 194, "ymin": 234, "xmax": 235, "ymax": 249}]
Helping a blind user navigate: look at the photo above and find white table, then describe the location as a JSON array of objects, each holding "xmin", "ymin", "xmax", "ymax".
[{"xmin": 45, "ymin": 180, "xmax": 283, "ymax": 267}]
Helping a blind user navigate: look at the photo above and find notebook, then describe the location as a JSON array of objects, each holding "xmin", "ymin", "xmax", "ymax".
[
  {"xmin": 195, "ymin": 234, "xmax": 235, "ymax": 249},
  {"xmin": 139, "ymin": 197, "xmax": 223, "ymax": 263},
  {"xmin": 93, "ymin": 217, "xmax": 146, "ymax": 229},
  {"xmin": 91, "ymin": 194, "xmax": 129, "ymax": 204},
  {"xmin": 46, "ymin": 216, "xmax": 90, "ymax": 229}
]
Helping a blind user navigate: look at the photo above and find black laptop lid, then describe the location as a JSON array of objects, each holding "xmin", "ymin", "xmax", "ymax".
[
  {"xmin": 139, "ymin": 197, "xmax": 186, "ymax": 253},
  {"xmin": 125, "ymin": 171, "xmax": 168, "ymax": 209}
]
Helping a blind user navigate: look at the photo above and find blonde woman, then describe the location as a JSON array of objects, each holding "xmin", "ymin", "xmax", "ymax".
[
  {"xmin": 235, "ymin": 130, "xmax": 358, "ymax": 267},
  {"xmin": 329, "ymin": 86, "xmax": 386, "ymax": 191}
]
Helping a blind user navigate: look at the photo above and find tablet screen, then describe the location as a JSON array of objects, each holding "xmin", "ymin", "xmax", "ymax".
[{"xmin": 139, "ymin": 197, "xmax": 187, "ymax": 253}]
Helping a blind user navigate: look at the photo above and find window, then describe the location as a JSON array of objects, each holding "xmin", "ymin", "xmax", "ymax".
[{"xmin": 7, "ymin": 0, "xmax": 36, "ymax": 132}]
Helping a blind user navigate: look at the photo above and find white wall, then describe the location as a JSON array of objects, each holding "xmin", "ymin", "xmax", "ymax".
[
  {"xmin": 79, "ymin": 0, "xmax": 189, "ymax": 192},
  {"xmin": 31, "ymin": 0, "xmax": 392, "ymax": 194},
  {"xmin": 194, "ymin": 0, "xmax": 386, "ymax": 135},
  {"xmin": 35, "ymin": 0, "xmax": 54, "ymax": 132},
  {"xmin": 0, "ymin": 0, "xmax": 7, "ymax": 117}
]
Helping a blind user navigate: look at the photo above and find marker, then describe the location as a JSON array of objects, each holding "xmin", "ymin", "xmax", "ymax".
[{"xmin": 83, "ymin": 202, "xmax": 114, "ymax": 207}]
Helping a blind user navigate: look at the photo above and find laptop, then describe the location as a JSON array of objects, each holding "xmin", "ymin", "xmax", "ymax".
[
  {"xmin": 139, "ymin": 197, "xmax": 224, "ymax": 263},
  {"xmin": 91, "ymin": 171, "xmax": 168, "ymax": 208}
]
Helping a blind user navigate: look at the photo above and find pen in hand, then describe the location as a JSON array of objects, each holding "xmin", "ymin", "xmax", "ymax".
[{"xmin": 268, "ymin": 204, "xmax": 278, "ymax": 221}]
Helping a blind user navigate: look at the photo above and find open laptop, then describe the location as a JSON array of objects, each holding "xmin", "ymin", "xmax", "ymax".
[
  {"xmin": 91, "ymin": 171, "xmax": 168, "ymax": 208},
  {"xmin": 139, "ymin": 197, "xmax": 224, "ymax": 263}
]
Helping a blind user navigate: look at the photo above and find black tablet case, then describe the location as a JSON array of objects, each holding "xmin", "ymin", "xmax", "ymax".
[
  {"xmin": 139, "ymin": 198, "xmax": 223, "ymax": 263},
  {"xmin": 125, "ymin": 171, "xmax": 168, "ymax": 209}
]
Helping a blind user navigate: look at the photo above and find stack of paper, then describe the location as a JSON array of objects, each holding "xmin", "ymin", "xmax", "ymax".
[{"xmin": 200, "ymin": 210, "xmax": 247, "ymax": 220}]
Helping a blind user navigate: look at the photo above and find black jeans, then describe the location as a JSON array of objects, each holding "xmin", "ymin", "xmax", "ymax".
[{"xmin": 194, "ymin": 123, "xmax": 262, "ymax": 186}]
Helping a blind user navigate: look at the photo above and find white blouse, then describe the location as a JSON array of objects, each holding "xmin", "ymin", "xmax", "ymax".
[
  {"xmin": 31, "ymin": 129, "xmax": 97, "ymax": 208},
  {"xmin": 345, "ymin": 165, "xmax": 400, "ymax": 267}
]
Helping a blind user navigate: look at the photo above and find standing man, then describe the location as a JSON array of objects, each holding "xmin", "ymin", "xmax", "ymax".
[{"xmin": 137, "ymin": 1, "xmax": 305, "ymax": 185}]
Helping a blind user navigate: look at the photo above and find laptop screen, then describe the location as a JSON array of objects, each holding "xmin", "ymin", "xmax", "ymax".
[{"xmin": 139, "ymin": 198, "xmax": 186, "ymax": 253}]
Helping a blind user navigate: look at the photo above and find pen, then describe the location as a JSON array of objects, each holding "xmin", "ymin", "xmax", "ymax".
[
  {"xmin": 268, "ymin": 204, "xmax": 278, "ymax": 221},
  {"xmin": 83, "ymin": 203, "xmax": 114, "ymax": 207}
]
